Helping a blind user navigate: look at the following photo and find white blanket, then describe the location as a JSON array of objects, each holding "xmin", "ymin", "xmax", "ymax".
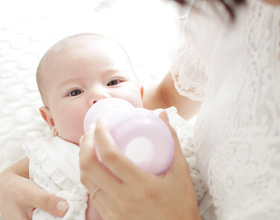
[
  {"xmin": 0, "ymin": 0, "xmax": 181, "ymax": 219},
  {"xmin": 0, "ymin": 0, "xmax": 179, "ymax": 172}
]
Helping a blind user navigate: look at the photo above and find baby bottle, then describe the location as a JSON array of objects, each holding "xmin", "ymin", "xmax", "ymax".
[{"xmin": 83, "ymin": 97, "xmax": 174, "ymax": 175}]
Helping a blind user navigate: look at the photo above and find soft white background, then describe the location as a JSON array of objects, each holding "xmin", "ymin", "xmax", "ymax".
[
  {"xmin": 0, "ymin": 0, "xmax": 183, "ymax": 178},
  {"xmin": 0, "ymin": 1, "xmax": 191, "ymax": 219}
]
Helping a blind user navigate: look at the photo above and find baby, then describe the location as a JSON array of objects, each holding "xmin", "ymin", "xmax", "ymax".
[{"xmin": 22, "ymin": 33, "xmax": 207, "ymax": 219}]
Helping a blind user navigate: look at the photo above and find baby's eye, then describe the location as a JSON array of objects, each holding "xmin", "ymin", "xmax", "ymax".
[
  {"xmin": 68, "ymin": 89, "xmax": 83, "ymax": 96},
  {"xmin": 107, "ymin": 79, "xmax": 121, "ymax": 86}
]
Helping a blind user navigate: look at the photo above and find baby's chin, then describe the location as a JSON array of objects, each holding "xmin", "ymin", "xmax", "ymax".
[{"xmin": 59, "ymin": 135, "xmax": 80, "ymax": 146}]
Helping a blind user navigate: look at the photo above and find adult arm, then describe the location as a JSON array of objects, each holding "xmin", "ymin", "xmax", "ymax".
[
  {"xmin": 143, "ymin": 71, "xmax": 202, "ymax": 120},
  {"xmin": 0, "ymin": 157, "xmax": 69, "ymax": 220},
  {"xmin": 80, "ymin": 111, "xmax": 201, "ymax": 220}
]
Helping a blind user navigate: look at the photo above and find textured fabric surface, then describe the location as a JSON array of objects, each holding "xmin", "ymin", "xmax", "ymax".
[
  {"xmin": 0, "ymin": 1, "xmax": 179, "ymax": 219},
  {"xmin": 0, "ymin": 0, "xmax": 179, "ymax": 172}
]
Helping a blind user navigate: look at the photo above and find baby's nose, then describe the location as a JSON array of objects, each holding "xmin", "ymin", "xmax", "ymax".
[
  {"xmin": 88, "ymin": 85, "xmax": 111, "ymax": 106},
  {"xmin": 89, "ymin": 92, "xmax": 111, "ymax": 106}
]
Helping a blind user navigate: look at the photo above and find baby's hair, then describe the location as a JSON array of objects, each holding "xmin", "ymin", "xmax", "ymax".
[{"xmin": 36, "ymin": 33, "xmax": 133, "ymax": 105}]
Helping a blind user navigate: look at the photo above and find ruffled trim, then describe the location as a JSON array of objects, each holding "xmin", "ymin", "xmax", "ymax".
[
  {"xmin": 23, "ymin": 137, "xmax": 89, "ymax": 219},
  {"xmin": 23, "ymin": 138, "xmax": 82, "ymax": 192},
  {"xmin": 170, "ymin": 39, "xmax": 208, "ymax": 101}
]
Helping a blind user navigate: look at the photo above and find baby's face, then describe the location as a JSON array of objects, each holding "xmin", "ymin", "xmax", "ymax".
[{"xmin": 43, "ymin": 40, "xmax": 143, "ymax": 145}]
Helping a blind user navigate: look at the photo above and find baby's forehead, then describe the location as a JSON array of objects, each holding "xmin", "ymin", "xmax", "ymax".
[
  {"xmin": 39, "ymin": 34, "xmax": 132, "ymax": 81},
  {"xmin": 51, "ymin": 37, "xmax": 126, "ymax": 62},
  {"xmin": 56, "ymin": 35, "xmax": 119, "ymax": 52}
]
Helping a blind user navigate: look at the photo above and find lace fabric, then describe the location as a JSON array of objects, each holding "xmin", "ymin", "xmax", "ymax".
[
  {"xmin": 171, "ymin": 1, "xmax": 226, "ymax": 101},
  {"xmin": 170, "ymin": 32, "xmax": 208, "ymax": 101},
  {"xmin": 171, "ymin": 0, "xmax": 280, "ymax": 219}
]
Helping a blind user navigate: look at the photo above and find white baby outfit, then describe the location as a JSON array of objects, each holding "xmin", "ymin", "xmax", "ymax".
[
  {"xmin": 23, "ymin": 107, "xmax": 207, "ymax": 220},
  {"xmin": 23, "ymin": 136, "xmax": 88, "ymax": 220}
]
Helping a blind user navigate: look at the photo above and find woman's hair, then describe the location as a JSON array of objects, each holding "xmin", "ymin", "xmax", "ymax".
[{"xmin": 172, "ymin": 0, "xmax": 246, "ymax": 20}]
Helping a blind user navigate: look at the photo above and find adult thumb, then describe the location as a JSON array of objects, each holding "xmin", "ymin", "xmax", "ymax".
[
  {"xmin": 29, "ymin": 185, "xmax": 69, "ymax": 217},
  {"xmin": 158, "ymin": 110, "xmax": 190, "ymax": 173}
]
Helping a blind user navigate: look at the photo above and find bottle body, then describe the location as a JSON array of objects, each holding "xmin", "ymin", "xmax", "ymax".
[{"xmin": 83, "ymin": 98, "xmax": 174, "ymax": 175}]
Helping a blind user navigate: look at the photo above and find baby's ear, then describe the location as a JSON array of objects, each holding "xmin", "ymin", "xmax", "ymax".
[{"xmin": 39, "ymin": 106, "xmax": 55, "ymax": 129}]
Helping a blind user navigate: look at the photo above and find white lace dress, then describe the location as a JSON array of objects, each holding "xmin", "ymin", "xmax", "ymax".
[{"xmin": 171, "ymin": 0, "xmax": 280, "ymax": 219}]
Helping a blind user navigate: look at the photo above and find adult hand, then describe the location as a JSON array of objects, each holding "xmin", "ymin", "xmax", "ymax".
[
  {"xmin": 80, "ymin": 111, "xmax": 201, "ymax": 220},
  {"xmin": 0, "ymin": 157, "xmax": 69, "ymax": 220}
]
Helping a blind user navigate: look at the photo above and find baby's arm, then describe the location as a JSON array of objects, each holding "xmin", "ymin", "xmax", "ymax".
[
  {"xmin": 143, "ymin": 71, "xmax": 201, "ymax": 120},
  {"xmin": 0, "ymin": 157, "xmax": 69, "ymax": 219}
]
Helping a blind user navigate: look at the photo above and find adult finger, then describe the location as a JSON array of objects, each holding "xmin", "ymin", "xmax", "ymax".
[
  {"xmin": 158, "ymin": 111, "xmax": 190, "ymax": 176},
  {"xmin": 24, "ymin": 180, "xmax": 69, "ymax": 217},
  {"xmin": 94, "ymin": 118, "xmax": 155, "ymax": 185},
  {"xmin": 79, "ymin": 127, "xmax": 123, "ymax": 194},
  {"xmin": 159, "ymin": 111, "xmax": 197, "ymax": 206},
  {"xmin": 0, "ymin": 160, "xmax": 69, "ymax": 219}
]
